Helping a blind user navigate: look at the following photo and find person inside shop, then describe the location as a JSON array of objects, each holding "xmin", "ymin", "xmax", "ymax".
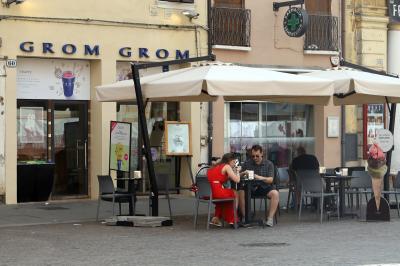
[
  {"xmin": 289, "ymin": 146, "xmax": 320, "ymax": 209},
  {"xmin": 207, "ymin": 152, "xmax": 246, "ymax": 227},
  {"xmin": 238, "ymin": 145, "xmax": 280, "ymax": 227}
]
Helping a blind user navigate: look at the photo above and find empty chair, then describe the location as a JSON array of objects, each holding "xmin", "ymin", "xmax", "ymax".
[
  {"xmin": 155, "ymin": 173, "xmax": 173, "ymax": 219},
  {"xmin": 346, "ymin": 171, "xmax": 372, "ymax": 212},
  {"xmin": 96, "ymin": 175, "xmax": 135, "ymax": 221},
  {"xmin": 382, "ymin": 171, "xmax": 400, "ymax": 217},
  {"xmin": 297, "ymin": 169, "xmax": 340, "ymax": 223},
  {"xmin": 193, "ymin": 175, "xmax": 237, "ymax": 229}
]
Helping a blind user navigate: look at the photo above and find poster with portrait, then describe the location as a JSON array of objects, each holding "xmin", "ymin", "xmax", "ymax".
[
  {"xmin": 165, "ymin": 121, "xmax": 192, "ymax": 156},
  {"xmin": 19, "ymin": 107, "xmax": 45, "ymax": 144},
  {"xmin": 109, "ymin": 121, "xmax": 131, "ymax": 172},
  {"xmin": 364, "ymin": 104, "xmax": 385, "ymax": 158}
]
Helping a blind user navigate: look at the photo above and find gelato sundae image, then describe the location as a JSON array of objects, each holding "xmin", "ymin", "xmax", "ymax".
[{"xmin": 115, "ymin": 143, "xmax": 125, "ymax": 170}]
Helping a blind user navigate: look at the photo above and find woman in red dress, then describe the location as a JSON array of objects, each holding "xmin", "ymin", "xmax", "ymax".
[{"xmin": 207, "ymin": 153, "xmax": 242, "ymax": 226}]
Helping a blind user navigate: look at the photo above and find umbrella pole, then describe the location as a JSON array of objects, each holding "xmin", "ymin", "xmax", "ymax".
[
  {"xmin": 385, "ymin": 103, "xmax": 397, "ymax": 194},
  {"xmin": 131, "ymin": 64, "xmax": 159, "ymax": 216}
]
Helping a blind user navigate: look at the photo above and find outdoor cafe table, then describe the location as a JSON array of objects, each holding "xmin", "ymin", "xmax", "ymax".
[
  {"xmin": 242, "ymin": 179, "xmax": 265, "ymax": 225},
  {"xmin": 114, "ymin": 177, "xmax": 139, "ymax": 216},
  {"xmin": 323, "ymin": 175, "xmax": 358, "ymax": 218}
]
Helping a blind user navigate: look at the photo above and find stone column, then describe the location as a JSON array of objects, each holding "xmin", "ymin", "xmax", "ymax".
[{"xmin": 388, "ymin": 23, "xmax": 400, "ymax": 173}]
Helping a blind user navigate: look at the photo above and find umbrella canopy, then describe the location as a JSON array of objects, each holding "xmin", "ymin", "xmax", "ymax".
[
  {"xmin": 96, "ymin": 65, "xmax": 334, "ymax": 105},
  {"xmin": 303, "ymin": 68, "xmax": 400, "ymax": 105}
]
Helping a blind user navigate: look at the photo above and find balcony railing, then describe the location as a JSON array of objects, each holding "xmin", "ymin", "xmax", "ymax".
[
  {"xmin": 210, "ymin": 7, "xmax": 251, "ymax": 47},
  {"xmin": 304, "ymin": 14, "xmax": 339, "ymax": 52}
]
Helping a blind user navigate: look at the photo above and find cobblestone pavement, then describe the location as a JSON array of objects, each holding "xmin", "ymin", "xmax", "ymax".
[{"xmin": 1, "ymin": 212, "xmax": 400, "ymax": 266}]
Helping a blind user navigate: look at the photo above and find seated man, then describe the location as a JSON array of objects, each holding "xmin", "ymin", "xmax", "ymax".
[
  {"xmin": 238, "ymin": 144, "xmax": 279, "ymax": 227},
  {"xmin": 289, "ymin": 146, "xmax": 320, "ymax": 209},
  {"xmin": 290, "ymin": 146, "xmax": 319, "ymax": 172}
]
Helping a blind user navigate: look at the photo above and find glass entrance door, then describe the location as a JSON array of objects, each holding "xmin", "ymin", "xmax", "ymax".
[{"xmin": 52, "ymin": 101, "xmax": 88, "ymax": 197}]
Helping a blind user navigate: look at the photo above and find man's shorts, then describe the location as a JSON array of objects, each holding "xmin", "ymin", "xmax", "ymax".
[{"xmin": 252, "ymin": 185, "xmax": 275, "ymax": 197}]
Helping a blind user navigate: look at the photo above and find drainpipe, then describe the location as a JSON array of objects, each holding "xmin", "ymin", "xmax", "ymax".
[
  {"xmin": 340, "ymin": 0, "xmax": 346, "ymax": 167},
  {"xmin": 207, "ymin": 0, "xmax": 213, "ymax": 164}
]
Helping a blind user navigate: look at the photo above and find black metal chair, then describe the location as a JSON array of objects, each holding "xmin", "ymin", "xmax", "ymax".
[
  {"xmin": 251, "ymin": 166, "xmax": 279, "ymax": 223},
  {"xmin": 96, "ymin": 175, "xmax": 135, "ymax": 221},
  {"xmin": 297, "ymin": 169, "xmax": 340, "ymax": 223},
  {"xmin": 345, "ymin": 170, "xmax": 372, "ymax": 215},
  {"xmin": 154, "ymin": 173, "xmax": 173, "ymax": 219},
  {"xmin": 193, "ymin": 175, "xmax": 237, "ymax": 230}
]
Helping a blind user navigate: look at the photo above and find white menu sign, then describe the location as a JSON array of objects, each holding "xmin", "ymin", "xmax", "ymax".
[
  {"xmin": 17, "ymin": 58, "xmax": 90, "ymax": 100},
  {"xmin": 376, "ymin": 129, "xmax": 394, "ymax": 152}
]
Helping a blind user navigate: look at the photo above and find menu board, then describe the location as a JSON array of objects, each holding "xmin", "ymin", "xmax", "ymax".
[
  {"xmin": 364, "ymin": 104, "xmax": 385, "ymax": 158},
  {"xmin": 109, "ymin": 121, "xmax": 131, "ymax": 172}
]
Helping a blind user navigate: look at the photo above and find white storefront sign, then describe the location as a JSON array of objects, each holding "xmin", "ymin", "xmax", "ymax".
[
  {"xmin": 17, "ymin": 58, "xmax": 90, "ymax": 100},
  {"xmin": 376, "ymin": 129, "xmax": 394, "ymax": 152}
]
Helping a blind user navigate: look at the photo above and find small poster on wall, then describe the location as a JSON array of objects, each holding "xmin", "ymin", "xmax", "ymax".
[
  {"xmin": 17, "ymin": 58, "xmax": 90, "ymax": 100},
  {"xmin": 165, "ymin": 121, "xmax": 192, "ymax": 156},
  {"xmin": 109, "ymin": 121, "xmax": 131, "ymax": 172},
  {"xmin": 19, "ymin": 107, "xmax": 45, "ymax": 144}
]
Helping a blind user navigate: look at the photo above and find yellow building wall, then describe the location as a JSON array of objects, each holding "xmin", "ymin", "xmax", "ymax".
[{"xmin": 1, "ymin": 0, "xmax": 208, "ymax": 204}]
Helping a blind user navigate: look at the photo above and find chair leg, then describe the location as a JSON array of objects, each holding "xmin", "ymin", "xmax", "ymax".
[
  {"xmin": 286, "ymin": 190, "xmax": 291, "ymax": 213},
  {"xmin": 166, "ymin": 191, "xmax": 173, "ymax": 219},
  {"xmin": 298, "ymin": 193, "xmax": 303, "ymax": 221},
  {"xmin": 96, "ymin": 196, "xmax": 101, "ymax": 221},
  {"xmin": 207, "ymin": 201, "xmax": 212, "ymax": 230},
  {"xmin": 252, "ymin": 198, "xmax": 256, "ymax": 219},
  {"xmin": 233, "ymin": 199, "xmax": 237, "ymax": 229},
  {"xmin": 320, "ymin": 197, "xmax": 324, "ymax": 223},
  {"xmin": 193, "ymin": 199, "xmax": 199, "ymax": 229},
  {"xmin": 395, "ymin": 194, "xmax": 400, "ymax": 218},
  {"xmin": 337, "ymin": 194, "xmax": 340, "ymax": 221},
  {"xmin": 112, "ymin": 197, "xmax": 115, "ymax": 216}
]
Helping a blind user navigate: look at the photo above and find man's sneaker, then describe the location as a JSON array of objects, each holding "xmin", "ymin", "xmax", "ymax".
[{"xmin": 265, "ymin": 218, "xmax": 274, "ymax": 227}]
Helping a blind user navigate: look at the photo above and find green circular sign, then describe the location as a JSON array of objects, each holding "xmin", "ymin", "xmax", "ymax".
[{"xmin": 283, "ymin": 7, "xmax": 308, "ymax": 38}]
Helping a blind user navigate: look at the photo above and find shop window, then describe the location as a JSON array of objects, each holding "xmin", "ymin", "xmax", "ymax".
[
  {"xmin": 225, "ymin": 102, "xmax": 315, "ymax": 167},
  {"xmin": 305, "ymin": 0, "xmax": 331, "ymax": 15},
  {"xmin": 17, "ymin": 101, "xmax": 49, "ymax": 162}
]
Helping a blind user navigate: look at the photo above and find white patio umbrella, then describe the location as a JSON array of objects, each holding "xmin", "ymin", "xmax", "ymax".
[
  {"xmin": 303, "ymin": 68, "xmax": 400, "ymax": 105},
  {"xmin": 96, "ymin": 65, "xmax": 334, "ymax": 105}
]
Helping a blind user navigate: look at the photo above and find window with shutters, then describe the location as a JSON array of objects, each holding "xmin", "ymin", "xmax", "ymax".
[
  {"xmin": 210, "ymin": 0, "xmax": 250, "ymax": 47},
  {"xmin": 304, "ymin": 0, "xmax": 339, "ymax": 52}
]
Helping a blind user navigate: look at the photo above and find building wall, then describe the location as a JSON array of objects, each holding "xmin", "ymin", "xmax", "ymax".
[
  {"xmin": 343, "ymin": 0, "xmax": 389, "ymax": 166},
  {"xmin": 212, "ymin": 0, "xmax": 342, "ymax": 168},
  {"xmin": 0, "ymin": 0, "xmax": 208, "ymax": 204}
]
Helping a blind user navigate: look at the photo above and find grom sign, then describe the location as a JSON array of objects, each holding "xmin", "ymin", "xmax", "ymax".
[{"xmin": 389, "ymin": 0, "xmax": 400, "ymax": 22}]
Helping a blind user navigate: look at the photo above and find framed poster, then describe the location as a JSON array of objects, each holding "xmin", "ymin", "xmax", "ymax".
[
  {"xmin": 165, "ymin": 121, "xmax": 192, "ymax": 156},
  {"xmin": 327, "ymin": 116, "xmax": 339, "ymax": 138},
  {"xmin": 363, "ymin": 104, "xmax": 385, "ymax": 159},
  {"xmin": 19, "ymin": 107, "xmax": 45, "ymax": 144},
  {"xmin": 109, "ymin": 121, "xmax": 132, "ymax": 172}
]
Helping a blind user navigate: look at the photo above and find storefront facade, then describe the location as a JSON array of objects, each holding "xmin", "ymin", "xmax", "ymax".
[
  {"xmin": 0, "ymin": 0, "xmax": 208, "ymax": 204},
  {"xmin": 210, "ymin": 0, "xmax": 342, "ymax": 168}
]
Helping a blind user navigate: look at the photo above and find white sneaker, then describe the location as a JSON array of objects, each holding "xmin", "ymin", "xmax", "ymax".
[{"xmin": 265, "ymin": 218, "xmax": 273, "ymax": 227}]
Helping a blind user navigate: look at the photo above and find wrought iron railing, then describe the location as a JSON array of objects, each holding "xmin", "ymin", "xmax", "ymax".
[
  {"xmin": 210, "ymin": 7, "xmax": 251, "ymax": 47},
  {"xmin": 304, "ymin": 14, "xmax": 339, "ymax": 52}
]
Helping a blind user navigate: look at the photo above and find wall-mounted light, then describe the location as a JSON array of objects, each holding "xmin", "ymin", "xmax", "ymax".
[
  {"xmin": 2, "ymin": 0, "xmax": 25, "ymax": 7},
  {"xmin": 182, "ymin": 10, "xmax": 199, "ymax": 20}
]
